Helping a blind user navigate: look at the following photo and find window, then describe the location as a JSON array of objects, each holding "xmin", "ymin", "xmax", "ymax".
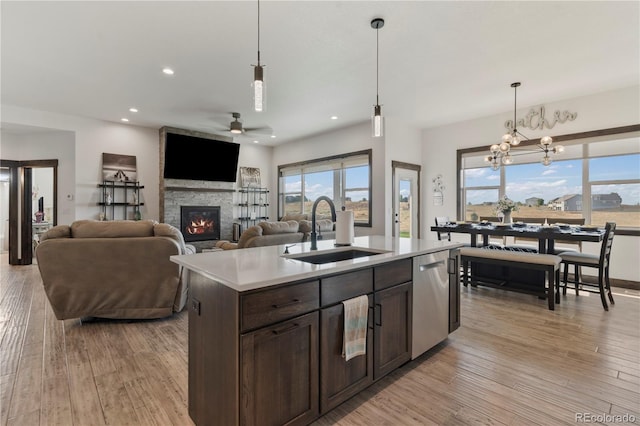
[
  {"xmin": 278, "ymin": 150, "xmax": 372, "ymax": 225},
  {"xmin": 458, "ymin": 127, "xmax": 640, "ymax": 228}
]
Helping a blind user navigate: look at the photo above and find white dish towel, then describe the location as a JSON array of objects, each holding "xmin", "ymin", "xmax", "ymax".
[{"xmin": 342, "ymin": 294, "xmax": 369, "ymax": 361}]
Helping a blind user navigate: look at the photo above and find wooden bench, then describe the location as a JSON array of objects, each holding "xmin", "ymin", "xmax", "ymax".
[{"xmin": 458, "ymin": 247, "xmax": 561, "ymax": 310}]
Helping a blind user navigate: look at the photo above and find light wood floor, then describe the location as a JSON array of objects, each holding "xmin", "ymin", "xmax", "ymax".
[{"xmin": 1, "ymin": 258, "xmax": 639, "ymax": 426}]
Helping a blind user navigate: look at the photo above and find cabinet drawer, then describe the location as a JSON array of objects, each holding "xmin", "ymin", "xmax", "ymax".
[
  {"xmin": 321, "ymin": 268, "xmax": 373, "ymax": 307},
  {"xmin": 374, "ymin": 258, "xmax": 412, "ymax": 291},
  {"xmin": 241, "ymin": 280, "xmax": 320, "ymax": 331}
]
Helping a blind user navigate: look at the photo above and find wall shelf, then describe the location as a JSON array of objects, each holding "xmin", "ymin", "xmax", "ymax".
[
  {"xmin": 237, "ymin": 187, "xmax": 269, "ymax": 231},
  {"xmin": 98, "ymin": 181, "xmax": 144, "ymax": 220}
]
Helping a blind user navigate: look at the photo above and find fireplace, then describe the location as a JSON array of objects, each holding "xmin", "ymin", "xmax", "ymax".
[{"xmin": 180, "ymin": 206, "xmax": 221, "ymax": 242}]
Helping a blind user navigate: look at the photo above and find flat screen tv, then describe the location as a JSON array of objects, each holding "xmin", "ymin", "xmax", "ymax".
[{"xmin": 163, "ymin": 132, "xmax": 240, "ymax": 182}]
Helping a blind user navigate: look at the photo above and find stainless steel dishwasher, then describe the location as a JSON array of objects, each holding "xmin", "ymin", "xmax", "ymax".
[{"xmin": 411, "ymin": 250, "xmax": 451, "ymax": 359}]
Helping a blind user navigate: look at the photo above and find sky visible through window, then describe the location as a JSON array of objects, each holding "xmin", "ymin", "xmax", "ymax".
[
  {"xmin": 285, "ymin": 166, "xmax": 370, "ymax": 202},
  {"xmin": 465, "ymin": 154, "xmax": 639, "ymax": 205}
]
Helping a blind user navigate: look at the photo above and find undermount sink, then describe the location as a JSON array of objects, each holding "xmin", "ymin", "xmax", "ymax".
[{"xmin": 284, "ymin": 247, "xmax": 390, "ymax": 265}]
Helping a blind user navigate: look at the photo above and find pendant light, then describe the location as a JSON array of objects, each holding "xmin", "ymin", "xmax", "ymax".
[
  {"xmin": 252, "ymin": 0, "xmax": 265, "ymax": 112},
  {"xmin": 371, "ymin": 18, "xmax": 384, "ymax": 137},
  {"xmin": 486, "ymin": 82, "xmax": 563, "ymax": 170}
]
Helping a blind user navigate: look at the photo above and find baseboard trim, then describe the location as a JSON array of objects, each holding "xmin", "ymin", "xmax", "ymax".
[{"xmin": 567, "ymin": 273, "xmax": 639, "ymax": 291}]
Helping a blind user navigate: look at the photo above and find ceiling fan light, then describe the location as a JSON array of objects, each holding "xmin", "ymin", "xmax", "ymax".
[{"xmin": 230, "ymin": 120, "xmax": 243, "ymax": 134}]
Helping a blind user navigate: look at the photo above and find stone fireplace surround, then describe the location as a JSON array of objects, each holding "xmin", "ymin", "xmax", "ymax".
[{"xmin": 159, "ymin": 127, "xmax": 237, "ymax": 251}]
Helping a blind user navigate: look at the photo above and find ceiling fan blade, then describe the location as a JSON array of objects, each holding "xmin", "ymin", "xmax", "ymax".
[{"xmin": 244, "ymin": 126, "xmax": 273, "ymax": 135}]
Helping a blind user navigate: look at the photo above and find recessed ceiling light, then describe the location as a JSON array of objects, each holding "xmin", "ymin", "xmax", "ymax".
[
  {"xmin": 121, "ymin": 118, "xmax": 129, "ymax": 122},
  {"xmin": 253, "ymin": 140, "xmax": 259, "ymax": 144},
  {"xmin": 270, "ymin": 135, "xmax": 276, "ymax": 138},
  {"xmin": 162, "ymin": 67, "xmax": 174, "ymax": 75},
  {"xmin": 331, "ymin": 116, "xmax": 338, "ymax": 120},
  {"xmin": 129, "ymin": 107, "xmax": 138, "ymax": 113}
]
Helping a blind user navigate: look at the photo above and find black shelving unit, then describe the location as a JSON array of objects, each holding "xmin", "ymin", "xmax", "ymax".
[
  {"xmin": 98, "ymin": 180, "xmax": 144, "ymax": 220},
  {"xmin": 238, "ymin": 187, "xmax": 269, "ymax": 230}
]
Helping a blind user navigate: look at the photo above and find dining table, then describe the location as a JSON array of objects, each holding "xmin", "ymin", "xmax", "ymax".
[{"xmin": 430, "ymin": 222, "xmax": 605, "ymax": 254}]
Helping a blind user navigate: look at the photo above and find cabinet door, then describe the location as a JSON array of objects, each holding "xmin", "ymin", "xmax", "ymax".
[
  {"xmin": 241, "ymin": 312, "xmax": 319, "ymax": 426},
  {"xmin": 449, "ymin": 255, "xmax": 461, "ymax": 333},
  {"xmin": 320, "ymin": 294, "xmax": 373, "ymax": 413},
  {"xmin": 373, "ymin": 282, "xmax": 412, "ymax": 380}
]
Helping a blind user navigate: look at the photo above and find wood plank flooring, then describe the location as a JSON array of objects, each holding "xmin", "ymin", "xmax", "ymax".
[{"xmin": 1, "ymin": 257, "xmax": 639, "ymax": 425}]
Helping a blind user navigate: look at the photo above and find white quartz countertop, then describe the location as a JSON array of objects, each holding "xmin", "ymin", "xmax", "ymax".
[{"xmin": 171, "ymin": 235, "xmax": 462, "ymax": 292}]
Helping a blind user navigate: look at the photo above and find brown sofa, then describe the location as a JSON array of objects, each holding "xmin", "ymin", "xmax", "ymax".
[
  {"xmin": 36, "ymin": 220, "xmax": 195, "ymax": 320},
  {"xmin": 215, "ymin": 216, "xmax": 336, "ymax": 250}
]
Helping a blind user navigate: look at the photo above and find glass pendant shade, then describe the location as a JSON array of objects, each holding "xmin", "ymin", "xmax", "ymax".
[
  {"xmin": 510, "ymin": 134, "xmax": 521, "ymax": 145},
  {"xmin": 541, "ymin": 136, "xmax": 553, "ymax": 146},
  {"xmin": 253, "ymin": 65, "xmax": 265, "ymax": 112},
  {"xmin": 372, "ymin": 105, "xmax": 384, "ymax": 137},
  {"xmin": 501, "ymin": 133, "xmax": 512, "ymax": 144},
  {"xmin": 541, "ymin": 156, "xmax": 552, "ymax": 166},
  {"xmin": 499, "ymin": 142, "xmax": 511, "ymax": 153}
]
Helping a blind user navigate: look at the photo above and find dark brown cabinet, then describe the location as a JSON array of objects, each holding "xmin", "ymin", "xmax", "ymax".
[
  {"xmin": 320, "ymin": 294, "xmax": 374, "ymax": 413},
  {"xmin": 241, "ymin": 312, "xmax": 319, "ymax": 426},
  {"xmin": 373, "ymin": 281, "xmax": 412, "ymax": 380},
  {"xmin": 186, "ymin": 250, "xmax": 456, "ymax": 426}
]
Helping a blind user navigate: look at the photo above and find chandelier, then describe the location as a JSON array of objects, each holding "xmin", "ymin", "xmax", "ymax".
[{"xmin": 486, "ymin": 82, "xmax": 564, "ymax": 170}]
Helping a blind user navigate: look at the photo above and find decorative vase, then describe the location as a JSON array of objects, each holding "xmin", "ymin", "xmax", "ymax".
[{"xmin": 503, "ymin": 210, "xmax": 512, "ymax": 224}]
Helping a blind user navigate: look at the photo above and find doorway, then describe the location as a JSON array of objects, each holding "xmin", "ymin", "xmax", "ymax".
[
  {"xmin": 392, "ymin": 161, "xmax": 421, "ymax": 238},
  {"xmin": 1, "ymin": 160, "xmax": 58, "ymax": 265}
]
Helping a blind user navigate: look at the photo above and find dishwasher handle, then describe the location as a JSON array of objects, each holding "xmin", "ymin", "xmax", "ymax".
[{"xmin": 418, "ymin": 260, "xmax": 445, "ymax": 272}]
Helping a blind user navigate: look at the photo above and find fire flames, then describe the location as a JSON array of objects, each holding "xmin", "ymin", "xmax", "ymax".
[{"xmin": 186, "ymin": 216, "xmax": 216, "ymax": 235}]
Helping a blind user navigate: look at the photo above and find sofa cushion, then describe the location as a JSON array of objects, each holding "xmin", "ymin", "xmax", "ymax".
[
  {"xmin": 71, "ymin": 220, "xmax": 156, "ymax": 238},
  {"xmin": 281, "ymin": 213, "xmax": 308, "ymax": 222},
  {"xmin": 316, "ymin": 219, "xmax": 334, "ymax": 232},
  {"xmin": 238, "ymin": 225, "xmax": 263, "ymax": 248},
  {"xmin": 259, "ymin": 220, "xmax": 299, "ymax": 235},
  {"xmin": 39, "ymin": 225, "xmax": 71, "ymax": 242},
  {"xmin": 154, "ymin": 223, "xmax": 188, "ymax": 254}
]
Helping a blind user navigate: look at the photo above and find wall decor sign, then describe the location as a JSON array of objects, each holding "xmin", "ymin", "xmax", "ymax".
[
  {"xmin": 432, "ymin": 174, "xmax": 444, "ymax": 206},
  {"xmin": 505, "ymin": 105, "xmax": 577, "ymax": 132},
  {"xmin": 102, "ymin": 153, "xmax": 137, "ymax": 182},
  {"xmin": 239, "ymin": 167, "xmax": 261, "ymax": 188}
]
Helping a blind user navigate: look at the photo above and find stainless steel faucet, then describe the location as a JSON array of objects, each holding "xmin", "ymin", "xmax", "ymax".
[{"xmin": 310, "ymin": 196, "xmax": 337, "ymax": 250}]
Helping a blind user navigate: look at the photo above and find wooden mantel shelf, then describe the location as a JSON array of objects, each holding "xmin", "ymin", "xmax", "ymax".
[{"xmin": 164, "ymin": 186, "xmax": 235, "ymax": 193}]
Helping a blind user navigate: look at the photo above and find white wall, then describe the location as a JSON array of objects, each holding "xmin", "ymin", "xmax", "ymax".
[
  {"xmin": 384, "ymin": 117, "xmax": 423, "ymax": 236},
  {"xmin": 422, "ymin": 85, "xmax": 640, "ymax": 281}
]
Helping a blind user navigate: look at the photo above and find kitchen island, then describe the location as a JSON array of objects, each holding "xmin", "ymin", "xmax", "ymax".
[{"xmin": 171, "ymin": 235, "xmax": 462, "ymax": 426}]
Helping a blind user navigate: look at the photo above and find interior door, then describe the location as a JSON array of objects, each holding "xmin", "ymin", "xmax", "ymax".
[{"xmin": 392, "ymin": 161, "xmax": 421, "ymax": 238}]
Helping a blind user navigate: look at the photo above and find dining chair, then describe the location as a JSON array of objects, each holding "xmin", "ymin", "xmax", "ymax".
[
  {"xmin": 547, "ymin": 217, "xmax": 586, "ymax": 253},
  {"xmin": 557, "ymin": 222, "xmax": 616, "ymax": 311},
  {"xmin": 434, "ymin": 216, "xmax": 451, "ymax": 241}
]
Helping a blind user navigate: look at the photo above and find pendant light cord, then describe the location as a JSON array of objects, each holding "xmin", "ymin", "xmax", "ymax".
[
  {"xmin": 376, "ymin": 26, "xmax": 379, "ymax": 106},
  {"xmin": 513, "ymin": 84, "xmax": 517, "ymax": 134},
  {"xmin": 257, "ymin": 0, "xmax": 261, "ymax": 65}
]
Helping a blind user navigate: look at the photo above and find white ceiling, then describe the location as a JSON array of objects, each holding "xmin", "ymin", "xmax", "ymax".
[{"xmin": 2, "ymin": 1, "xmax": 638, "ymax": 145}]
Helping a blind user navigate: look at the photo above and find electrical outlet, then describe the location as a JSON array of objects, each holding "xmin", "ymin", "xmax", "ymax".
[{"xmin": 191, "ymin": 299, "xmax": 201, "ymax": 315}]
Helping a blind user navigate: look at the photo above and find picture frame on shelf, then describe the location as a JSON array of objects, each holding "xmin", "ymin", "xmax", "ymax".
[
  {"xmin": 102, "ymin": 153, "xmax": 137, "ymax": 182},
  {"xmin": 239, "ymin": 167, "xmax": 261, "ymax": 188}
]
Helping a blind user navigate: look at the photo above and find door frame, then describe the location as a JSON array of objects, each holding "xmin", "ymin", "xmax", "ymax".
[{"xmin": 391, "ymin": 161, "xmax": 421, "ymax": 238}]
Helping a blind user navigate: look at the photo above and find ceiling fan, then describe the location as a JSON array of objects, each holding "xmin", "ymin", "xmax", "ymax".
[{"xmin": 225, "ymin": 112, "xmax": 272, "ymax": 137}]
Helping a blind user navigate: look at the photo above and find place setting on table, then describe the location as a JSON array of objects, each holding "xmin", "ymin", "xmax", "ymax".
[{"xmin": 432, "ymin": 219, "xmax": 605, "ymax": 254}]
